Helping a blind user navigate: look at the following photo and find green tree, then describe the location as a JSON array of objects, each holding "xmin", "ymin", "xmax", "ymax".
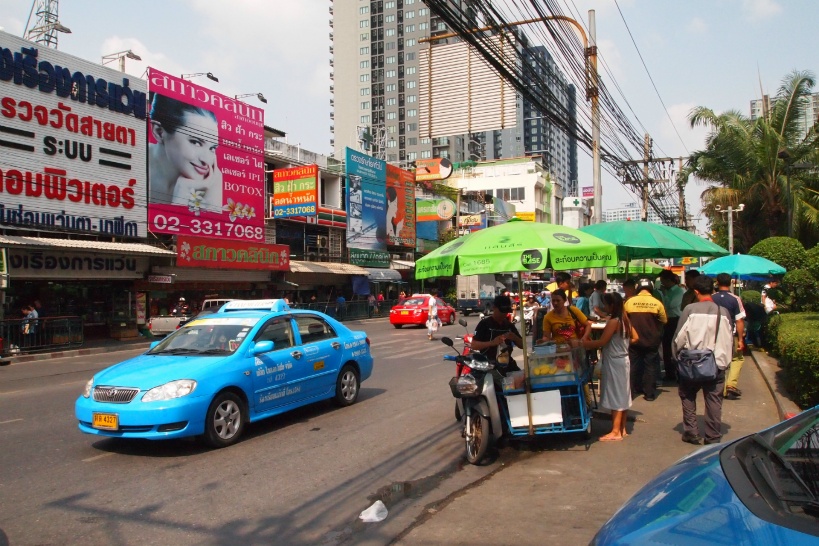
[
  {"xmin": 685, "ymin": 70, "xmax": 819, "ymax": 249},
  {"xmin": 749, "ymin": 236, "xmax": 807, "ymax": 272}
]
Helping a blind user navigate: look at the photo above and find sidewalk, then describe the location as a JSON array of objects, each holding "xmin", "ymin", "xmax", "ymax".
[
  {"xmin": 362, "ymin": 349, "xmax": 800, "ymax": 545},
  {"xmin": 1, "ymin": 336, "xmax": 153, "ymax": 364}
]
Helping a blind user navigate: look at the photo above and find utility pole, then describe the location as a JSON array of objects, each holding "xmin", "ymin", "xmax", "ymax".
[
  {"xmin": 641, "ymin": 134, "xmax": 651, "ymax": 222},
  {"xmin": 677, "ymin": 157, "xmax": 687, "ymax": 230},
  {"xmin": 589, "ymin": 10, "xmax": 601, "ymax": 225}
]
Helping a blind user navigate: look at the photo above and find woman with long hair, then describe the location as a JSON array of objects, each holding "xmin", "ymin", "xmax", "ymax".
[
  {"xmin": 571, "ymin": 292, "xmax": 636, "ymax": 441},
  {"xmin": 149, "ymin": 93, "xmax": 222, "ymax": 212}
]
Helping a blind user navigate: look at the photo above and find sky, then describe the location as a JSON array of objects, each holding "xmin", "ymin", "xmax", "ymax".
[{"xmin": 1, "ymin": 0, "xmax": 816, "ymax": 233}]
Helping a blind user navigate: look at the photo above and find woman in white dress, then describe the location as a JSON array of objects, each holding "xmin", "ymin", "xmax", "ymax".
[
  {"xmin": 426, "ymin": 296, "xmax": 439, "ymax": 341},
  {"xmin": 571, "ymin": 292, "xmax": 636, "ymax": 441}
]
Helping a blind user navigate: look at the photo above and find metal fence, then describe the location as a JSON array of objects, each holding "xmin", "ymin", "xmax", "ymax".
[
  {"xmin": 294, "ymin": 299, "xmax": 398, "ymax": 321},
  {"xmin": 0, "ymin": 316, "xmax": 84, "ymax": 355}
]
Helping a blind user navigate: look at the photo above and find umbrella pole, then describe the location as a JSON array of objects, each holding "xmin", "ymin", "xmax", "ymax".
[{"xmin": 518, "ymin": 275, "xmax": 534, "ymax": 436}]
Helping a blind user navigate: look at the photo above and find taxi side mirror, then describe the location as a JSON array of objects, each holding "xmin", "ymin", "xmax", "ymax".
[{"xmin": 250, "ymin": 340, "xmax": 274, "ymax": 355}]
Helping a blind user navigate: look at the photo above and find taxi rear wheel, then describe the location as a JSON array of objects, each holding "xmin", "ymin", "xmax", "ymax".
[
  {"xmin": 203, "ymin": 392, "xmax": 245, "ymax": 448},
  {"xmin": 334, "ymin": 365, "xmax": 360, "ymax": 407}
]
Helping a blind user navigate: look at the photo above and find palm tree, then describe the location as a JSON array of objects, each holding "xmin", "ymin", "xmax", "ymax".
[{"xmin": 684, "ymin": 70, "xmax": 818, "ymax": 248}]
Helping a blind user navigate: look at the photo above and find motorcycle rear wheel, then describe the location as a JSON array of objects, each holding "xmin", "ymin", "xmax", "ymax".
[{"xmin": 464, "ymin": 413, "xmax": 491, "ymax": 465}]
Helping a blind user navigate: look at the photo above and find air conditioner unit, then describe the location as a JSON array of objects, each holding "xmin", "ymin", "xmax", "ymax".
[{"xmin": 317, "ymin": 235, "xmax": 329, "ymax": 249}]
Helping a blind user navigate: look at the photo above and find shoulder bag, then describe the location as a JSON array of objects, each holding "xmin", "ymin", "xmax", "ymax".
[
  {"xmin": 567, "ymin": 306, "xmax": 586, "ymax": 338},
  {"xmin": 677, "ymin": 304, "xmax": 720, "ymax": 383}
]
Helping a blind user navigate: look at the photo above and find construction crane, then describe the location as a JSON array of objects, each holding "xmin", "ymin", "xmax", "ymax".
[{"xmin": 24, "ymin": 0, "xmax": 71, "ymax": 49}]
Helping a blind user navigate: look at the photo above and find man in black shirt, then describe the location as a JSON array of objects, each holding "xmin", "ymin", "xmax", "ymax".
[{"xmin": 471, "ymin": 295, "xmax": 524, "ymax": 367}]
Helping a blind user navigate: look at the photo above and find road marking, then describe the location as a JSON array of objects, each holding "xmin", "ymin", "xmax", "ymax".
[
  {"xmin": 0, "ymin": 390, "xmax": 23, "ymax": 396},
  {"xmin": 379, "ymin": 346, "xmax": 441, "ymax": 360},
  {"xmin": 0, "ymin": 418, "xmax": 23, "ymax": 425},
  {"xmin": 418, "ymin": 363, "xmax": 439, "ymax": 369},
  {"xmin": 83, "ymin": 452, "xmax": 115, "ymax": 463}
]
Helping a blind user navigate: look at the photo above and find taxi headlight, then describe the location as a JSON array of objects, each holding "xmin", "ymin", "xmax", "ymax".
[
  {"xmin": 82, "ymin": 378, "xmax": 93, "ymax": 398},
  {"xmin": 142, "ymin": 380, "xmax": 197, "ymax": 402}
]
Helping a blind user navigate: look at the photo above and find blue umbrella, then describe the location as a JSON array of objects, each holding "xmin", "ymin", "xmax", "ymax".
[{"xmin": 700, "ymin": 254, "xmax": 786, "ymax": 280}]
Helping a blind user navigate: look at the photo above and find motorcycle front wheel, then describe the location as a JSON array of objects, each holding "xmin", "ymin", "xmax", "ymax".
[{"xmin": 464, "ymin": 412, "xmax": 491, "ymax": 465}]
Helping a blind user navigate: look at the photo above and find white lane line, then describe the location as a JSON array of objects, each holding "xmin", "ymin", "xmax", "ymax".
[
  {"xmin": 379, "ymin": 346, "xmax": 442, "ymax": 360},
  {"xmin": 418, "ymin": 363, "xmax": 440, "ymax": 369},
  {"xmin": 0, "ymin": 418, "xmax": 23, "ymax": 425},
  {"xmin": 0, "ymin": 390, "xmax": 23, "ymax": 396},
  {"xmin": 83, "ymin": 452, "xmax": 115, "ymax": 463}
]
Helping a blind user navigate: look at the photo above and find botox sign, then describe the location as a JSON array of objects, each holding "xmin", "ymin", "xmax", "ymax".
[
  {"xmin": 147, "ymin": 68, "xmax": 265, "ymax": 241},
  {"xmin": 0, "ymin": 31, "xmax": 147, "ymax": 237}
]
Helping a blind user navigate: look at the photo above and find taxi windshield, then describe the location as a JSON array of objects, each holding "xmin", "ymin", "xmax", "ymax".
[{"xmin": 149, "ymin": 317, "xmax": 260, "ymax": 356}]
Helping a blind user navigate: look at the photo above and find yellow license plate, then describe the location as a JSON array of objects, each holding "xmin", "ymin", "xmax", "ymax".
[
  {"xmin": 400, "ymin": 311, "xmax": 409, "ymax": 315},
  {"xmin": 92, "ymin": 413, "xmax": 119, "ymax": 430}
]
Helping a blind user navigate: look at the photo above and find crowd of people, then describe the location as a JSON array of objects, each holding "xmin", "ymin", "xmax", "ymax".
[{"xmin": 466, "ymin": 269, "xmax": 779, "ymax": 447}]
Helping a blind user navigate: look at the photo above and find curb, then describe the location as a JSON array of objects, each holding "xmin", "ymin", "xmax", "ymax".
[
  {"xmin": 748, "ymin": 349, "xmax": 802, "ymax": 421},
  {"xmin": 4, "ymin": 342, "xmax": 152, "ymax": 364}
]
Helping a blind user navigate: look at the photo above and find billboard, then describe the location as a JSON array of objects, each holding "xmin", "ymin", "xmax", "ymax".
[
  {"xmin": 416, "ymin": 199, "xmax": 455, "ymax": 222},
  {"xmin": 272, "ymin": 164, "xmax": 317, "ymax": 219},
  {"xmin": 582, "ymin": 186, "xmax": 594, "ymax": 198},
  {"xmin": 0, "ymin": 31, "xmax": 148, "ymax": 237},
  {"xmin": 414, "ymin": 157, "xmax": 453, "ymax": 182},
  {"xmin": 345, "ymin": 147, "xmax": 386, "ymax": 251},
  {"xmin": 147, "ymin": 68, "xmax": 265, "ymax": 241},
  {"xmin": 176, "ymin": 235, "xmax": 289, "ymax": 270},
  {"xmin": 419, "ymin": 36, "xmax": 517, "ymax": 139},
  {"xmin": 386, "ymin": 164, "xmax": 416, "ymax": 247}
]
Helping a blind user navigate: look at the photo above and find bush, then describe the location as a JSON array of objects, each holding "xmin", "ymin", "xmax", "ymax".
[
  {"xmin": 805, "ymin": 245, "xmax": 819, "ymax": 280},
  {"xmin": 768, "ymin": 312, "xmax": 819, "ymax": 409},
  {"xmin": 783, "ymin": 269, "xmax": 819, "ymax": 311},
  {"xmin": 740, "ymin": 289, "xmax": 761, "ymax": 304},
  {"xmin": 749, "ymin": 237, "xmax": 807, "ymax": 272}
]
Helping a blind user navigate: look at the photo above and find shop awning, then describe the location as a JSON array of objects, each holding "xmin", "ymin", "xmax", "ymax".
[
  {"xmin": 289, "ymin": 261, "xmax": 369, "ymax": 275},
  {"xmin": 390, "ymin": 259, "xmax": 415, "ymax": 270},
  {"xmin": 0, "ymin": 235, "xmax": 175, "ymax": 256},
  {"xmin": 365, "ymin": 267, "xmax": 403, "ymax": 281}
]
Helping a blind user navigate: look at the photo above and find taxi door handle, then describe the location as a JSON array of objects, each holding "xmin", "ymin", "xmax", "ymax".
[
  {"xmin": 331, "ymin": 342, "xmax": 341, "ymax": 350},
  {"xmin": 291, "ymin": 350, "xmax": 302, "ymax": 360}
]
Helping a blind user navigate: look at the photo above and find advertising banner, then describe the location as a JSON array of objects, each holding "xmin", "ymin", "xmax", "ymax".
[
  {"xmin": 8, "ymin": 249, "xmax": 148, "ymax": 279},
  {"xmin": 416, "ymin": 198, "xmax": 455, "ymax": 222},
  {"xmin": 515, "ymin": 211, "xmax": 535, "ymax": 222},
  {"xmin": 0, "ymin": 31, "xmax": 148, "ymax": 237},
  {"xmin": 582, "ymin": 186, "xmax": 594, "ymax": 198},
  {"xmin": 272, "ymin": 164, "xmax": 317, "ymax": 219},
  {"xmin": 176, "ymin": 234, "xmax": 289, "ymax": 271},
  {"xmin": 147, "ymin": 68, "xmax": 265, "ymax": 241},
  {"xmin": 386, "ymin": 164, "xmax": 415, "ymax": 247},
  {"xmin": 414, "ymin": 157, "xmax": 453, "ymax": 181},
  {"xmin": 345, "ymin": 147, "xmax": 386, "ymax": 250},
  {"xmin": 349, "ymin": 248, "xmax": 390, "ymax": 268}
]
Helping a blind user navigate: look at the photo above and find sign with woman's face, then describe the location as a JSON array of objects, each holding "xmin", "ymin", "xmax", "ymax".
[{"xmin": 147, "ymin": 68, "xmax": 265, "ymax": 242}]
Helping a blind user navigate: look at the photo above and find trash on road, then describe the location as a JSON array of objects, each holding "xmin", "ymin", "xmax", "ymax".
[{"xmin": 359, "ymin": 500, "xmax": 388, "ymax": 522}]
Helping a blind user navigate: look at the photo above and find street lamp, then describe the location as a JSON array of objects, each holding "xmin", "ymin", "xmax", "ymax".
[
  {"xmin": 181, "ymin": 72, "xmax": 219, "ymax": 82},
  {"xmin": 715, "ymin": 204, "xmax": 744, "ymax": 254},
  {"xmin": 101, "ymin": 49, "xmax": 141, "ymax": 73},
  {"xmin": 25, "ymin": 21, "xmax": 71, "ymax": 48},
  {"xmin": 235, "ymin": 93, "xmax": 267, "ymax": 104}
]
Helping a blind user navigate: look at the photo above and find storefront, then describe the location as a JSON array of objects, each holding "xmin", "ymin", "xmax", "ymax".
[
  {"xmin": 1, "ymin": 235, "xmax": 175, "ymax": 339},
  {"xmin": 287, "ymin": 260, "xmax": 370, "ymax": 305}
]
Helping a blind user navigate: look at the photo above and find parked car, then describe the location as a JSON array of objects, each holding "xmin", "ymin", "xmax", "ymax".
[
  {"xmin": 592, "ymin": 405, "xmax": 819, "ymax": 545},
  {"xmin": 148, "ymin": 298, "xmax": 234, "ymax": 336},
  {"xmin": 389, "ymin": 294, "xmax": 456, "ymax": 329},
  {"xmin": 75, "ymin": 300, "xmax": 373, "ymax": 448}
]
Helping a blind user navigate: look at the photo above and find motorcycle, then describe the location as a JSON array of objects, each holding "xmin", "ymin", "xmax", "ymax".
[
  {"xmin": 522, "ymin": 305, "xmax": 536, "ymax": 336},
  {"xmin": 442, "ymin": 336, "xmax": 505, "ymax": 465}
]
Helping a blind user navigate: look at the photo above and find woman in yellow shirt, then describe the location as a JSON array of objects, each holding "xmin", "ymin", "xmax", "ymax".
[{"xmin": 538, "ymin": 289, "xmax": 588, "ymax": 344}]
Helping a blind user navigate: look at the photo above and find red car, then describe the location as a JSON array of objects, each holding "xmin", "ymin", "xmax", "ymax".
[{"xmin": 389, "ymin": 294, "xmax": 456, "ymax": 329}]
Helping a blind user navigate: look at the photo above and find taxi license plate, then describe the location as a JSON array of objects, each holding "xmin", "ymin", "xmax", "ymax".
[
  {"xmin": 400, "ymin": 311, "xmax": 409, "ymax": 315},
  {"xmin": 92, "ymin": 413, "xmax": 119, "ymax": 430}
]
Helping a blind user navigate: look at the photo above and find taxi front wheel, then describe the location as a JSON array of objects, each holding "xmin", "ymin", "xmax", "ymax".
[
  {"xmin": 203, "ymin": 392, "xmax": 245, "ymax": 448},
  {"xmin": 334, "ymin": 365, "xmax": 360, "ymax": 407}
]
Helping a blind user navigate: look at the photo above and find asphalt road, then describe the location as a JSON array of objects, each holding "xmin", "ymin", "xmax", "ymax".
[
  {"xmin": 0, "ymin": 317, "xmax": 495, "ymax": 546},
  {"xmin": 0, "ymin": 316, "xmax": 780, "ymax": 546}
]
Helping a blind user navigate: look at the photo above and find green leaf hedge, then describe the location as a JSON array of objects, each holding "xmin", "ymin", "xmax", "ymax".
[{"xmin": 767, "ymin": 312, "xmax": 819, "ymax": 408}]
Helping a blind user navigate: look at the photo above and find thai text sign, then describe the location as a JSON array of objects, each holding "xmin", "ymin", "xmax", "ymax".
[
  {"xmin": 0, "ymin": 31, "xmax": 148, "ymax": 237},
  {"xmin": 386, "ymin": 164, "xmax": 416, "ymax": 247},
  {"xmin": 582, "ymin": 186, "xmax": 594, "ymax": 198},
  {"xmin": 8, "ymin": 249, "xmax": 148, "ymax": 279},
  {"xmin": 346, "ymin": 147, "xmax": 386, "ymax": 250},
  {"xmin": 176, "ymin": 235, "xmax": 289, "ymax": 271},
  {"xmin": 416, "ymin": 199, "xmax": 455, "ymax": 222},
  {"xmin": 272, "ymin": 164, "xmax": 318, "ymax": 219},
  {"xmin": 147, "ymin": 68, "xmax": 265, "ymax": 241},
  {"xmin": 350, "ymin": 248, "xmax": 390, "ymax": 268}
]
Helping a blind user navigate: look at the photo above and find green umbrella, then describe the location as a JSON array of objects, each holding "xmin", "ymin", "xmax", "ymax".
[
  {"xmin": 580, "ymin": 221, "xmax": 728, "ymax": 261},
  {"xmin": 606, "ymin": 260, "xmax": 665, "ymax": 277},
  {"xmin": 416, "ymin": 220, "xmax": 618, "ymax": 280}
]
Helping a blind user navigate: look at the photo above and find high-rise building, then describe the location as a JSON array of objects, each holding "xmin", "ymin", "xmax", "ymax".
[
  {"xmin": 751, "ymin": 93, "xmax": 819, "ymax": 141},
  {"xmin": 331, "ymin": 1, "xmax": 578, "ymax": 193},
  {"xmin": 603, "ymin": 202, "xmax": 680, "ymax": 225}
]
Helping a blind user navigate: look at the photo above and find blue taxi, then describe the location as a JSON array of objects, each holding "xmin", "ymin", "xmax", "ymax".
[{"xmin": 75, "ymin": 300, "xmax": 373, "ymax": 448}]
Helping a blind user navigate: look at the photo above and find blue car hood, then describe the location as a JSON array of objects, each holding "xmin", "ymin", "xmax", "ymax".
[{"xmin": 93, "ymin": 353, "xmax": 230, "ymax": 389}]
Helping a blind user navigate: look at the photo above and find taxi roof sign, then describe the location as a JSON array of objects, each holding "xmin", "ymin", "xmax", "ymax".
[{"xmin": 221, "ymin": 299, "xmax": 291, "ymax": 313}]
